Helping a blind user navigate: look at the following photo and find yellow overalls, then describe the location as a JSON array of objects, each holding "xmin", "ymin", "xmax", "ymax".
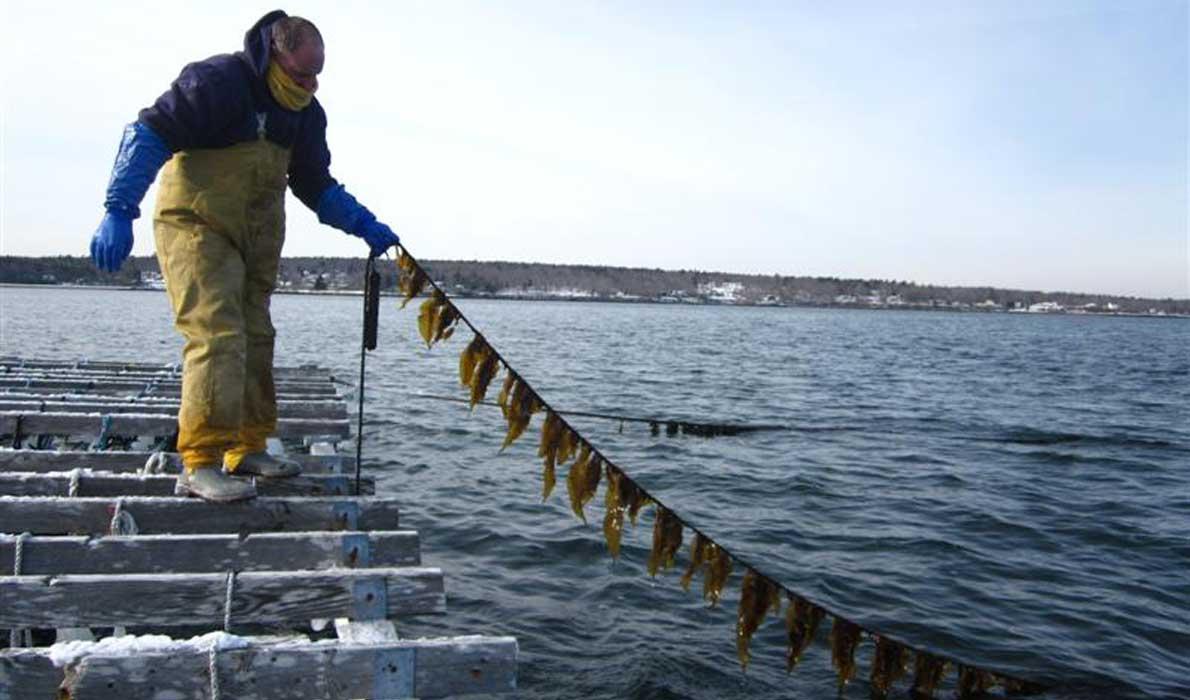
[{"xmin": 153, "ymin": 131, "xmax": 291, "ymax": 471}]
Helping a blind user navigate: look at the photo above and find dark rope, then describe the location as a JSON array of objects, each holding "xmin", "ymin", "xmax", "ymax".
[
  {"xmin": 395, "ymin": 245, "xmax": 1046, "ymax": 693},
  {"xmin": 409, "ymin": 392, "xmax": 788, "ymax": 437}
]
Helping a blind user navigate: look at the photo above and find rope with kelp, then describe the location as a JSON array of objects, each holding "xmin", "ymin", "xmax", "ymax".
[
  {"xmin": 392, "ymin": 247, "xmax": 1046, "ymax": 698},
  {"xmin": 408, "ymin": 393, "xmax": 788, "ymax": 437}
]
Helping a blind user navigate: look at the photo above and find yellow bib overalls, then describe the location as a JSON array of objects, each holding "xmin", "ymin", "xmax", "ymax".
[{"xmin": 152, "ymin": 126, "xmax": 290, "ymax": 471}]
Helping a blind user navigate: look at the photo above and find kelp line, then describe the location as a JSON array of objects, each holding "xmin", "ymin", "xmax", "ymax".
[
  {"xmin": 393, "ymin": 247, "xmax": 1046, "ymax": 698},
  {"xmin": 407, "ymin": 392, "xmax": 787, "ymax": 438}
]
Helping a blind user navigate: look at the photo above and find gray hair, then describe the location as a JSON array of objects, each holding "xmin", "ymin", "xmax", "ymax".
[{"xmin": 271, "ymin": 16, "xmax": 323, "ymax": 55}]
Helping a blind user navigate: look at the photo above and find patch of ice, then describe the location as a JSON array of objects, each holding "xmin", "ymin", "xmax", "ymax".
[
  {"xmin": 332, "ymin": 619, "xmax": 397, "ymax": 644},
  {"xmin": 47, "ymin": 631, "xmax": 251, "ymax": 668}
]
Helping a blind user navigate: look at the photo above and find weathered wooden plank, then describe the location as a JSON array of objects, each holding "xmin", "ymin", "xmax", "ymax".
[
  {"xmin": 0, "ymin": 373, "xmax": 336, "ymax": 391},
  {"xmin": 0, "ymin": 398, "xmax": 348, "ymax": 420},
  {"xmin": 0, "ymin": 384, "xmax": 339, "ymax": 401},
  {"xmin": 0, "ymin": 496, "xmax": 400, "ymax": 535},
  {"xmin": 0, "ymin": 364, "xmax": 333, "ymax": 382},
  {"xmin": 0, "ymin": 411, "xmax": 180, "ymax": 437},
  {"xmin": 0, "ymin": 449, "xmax": 352, "ymax": 475},
  {"xmin": 0, "ymin": 411, "xmax": 351, "ymax": 439},
  {"xmin": 0, "ymin": 391, "xmax": 179, "ymax": 406},
  {"xmin": 0, "ymin": 372, "xmax": 337, "ymax": 391},
  {"xmin": 412, "ymin": 635, "xmax": 520, "ymax": 698},
  {"xmin": 0, "ymin": 357, "xmax": 334, "ymax": 379},
  {"xmin": 0, "ymin": 472, "xmax": 371, "ymax": 498},
  {"xmin": 0, "ymin": 635, "xmax": 517, "ymax": 700},
  {"xmin": 0, "ymin": 531, "xmax": 419, "ymax": 574},
  {"xmin": 0, "ymin": 356, "xmax": 181, "ymax": 371},
  {"xmin": 0, "ymin": 567, "xmax": 446, "ymax": 628},
  {"xmin": 0, "ymin": 650, "xmax": 57, "ymax": 699},
  {"xmin": 0, "ymin": 378, "xmax": 340, "ymax": 397},
  {"xmin": 0, "ymin": 373, "xmax": 336, "ymax": 390}
]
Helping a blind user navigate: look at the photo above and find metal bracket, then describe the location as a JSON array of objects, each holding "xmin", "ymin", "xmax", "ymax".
[
  {"xmin": 11, "ymin": 414, "xmax": 23, "ymax": 448},
  {"xmin": 303, "ymin": 434, "xmax": 342, "ymax": 448},
  {"xmin": 332, "ymin": 502, "xmax": 359, "ymax": 530},
  {"xmin": 351, "ymin": 577, "xmax": 387, "ymax": 620},
  {"xmin": 326, "ymin": 476, "xmax": 353, "ymax": 496},
  {"xmin": 340, "ymin": 532, "xmax": 370, "ymax": 568},
  {"xmin": 372, "ymin": 647, "xmax": 415, "ymax": 698}
]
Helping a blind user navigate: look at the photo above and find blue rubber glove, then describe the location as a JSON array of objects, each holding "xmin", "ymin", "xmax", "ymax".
[
  {"xmin": 90, "ymin": 211, "xmax": 134, "ymax": 273},
  {"xmin": 317, "ymin": 184, "xmax": 400, "ymax": 256},
  {"xmin": 90, "ymin": 122, "xmax": 172, "ymax": 272},
  {"xmin": 356, "ymin": 219, "xmax": 400, "ymax": 256}
]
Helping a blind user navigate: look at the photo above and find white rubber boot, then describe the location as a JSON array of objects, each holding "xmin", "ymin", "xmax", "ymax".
[
  {"xmin": 175, "ymin": 466, "xmax": 257, "ymax": 502},
  {"xmin": 231, "ymin": 451, "xmax": 303, "ymax": 478}
]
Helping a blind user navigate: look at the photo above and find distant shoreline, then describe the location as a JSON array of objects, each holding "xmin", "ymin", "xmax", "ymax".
[
  {"xmin": 4, "ymin": 255, "xmax": 1186, "ymax": 316},
  {"xmin": 4, "ymin": 282, "xmax": 1185, "ymax": 319}
]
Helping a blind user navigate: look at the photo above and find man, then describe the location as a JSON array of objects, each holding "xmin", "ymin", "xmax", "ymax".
[{"xmin": 89, "ymin": 11, "xmax": 397, "ymax": 501}]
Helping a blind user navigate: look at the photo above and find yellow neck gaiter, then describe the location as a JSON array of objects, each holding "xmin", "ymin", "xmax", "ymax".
[{"xmin": 266, "ymin": 60, "xmax": 313, "ymax": 111}]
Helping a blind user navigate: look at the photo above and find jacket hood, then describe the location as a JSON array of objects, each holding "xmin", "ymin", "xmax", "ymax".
[{"xmin": 242, "ymin": 9, "xmax": 288, "ymax": 77}]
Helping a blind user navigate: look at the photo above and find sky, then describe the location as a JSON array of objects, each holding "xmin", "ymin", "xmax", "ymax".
[{"xmin": 0, "ymin": 0, "xmax": 1186, "ymax": 298}]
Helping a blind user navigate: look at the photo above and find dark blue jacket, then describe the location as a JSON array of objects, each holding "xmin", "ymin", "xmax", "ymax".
[{"xmin": 138, "ymin": 10, "xmax": 337, "ymax": 212}]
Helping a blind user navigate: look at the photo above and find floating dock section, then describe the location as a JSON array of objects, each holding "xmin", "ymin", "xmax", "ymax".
[{"xmin": 0, "ymin": 357, "xmax": 517, "ymax": 699}]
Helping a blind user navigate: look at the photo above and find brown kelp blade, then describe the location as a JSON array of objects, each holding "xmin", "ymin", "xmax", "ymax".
[
  {"xmin": 996, "ymin": 674, "xmax": 1047, "ymax": 696},
  {"xmin": 736, "ymin": 568, "xmax": 782, "ymax": 670},
  {"xmin": 501, "ymin": 380, "xmax": 538, "ymax": 450},
  {"xmin": 704, "ymin": 543, "xmax": 732, "ymax": 606},
  {"xmin": 957, "ymin": 665, "xmax": 997, "ymax": 698},
  {"xmin": 469, "ymin": 351, "xmax": 501, "ymax": 408},
  {"xmin": 459, "ymin": 335, "xmax": 485, "ymax": 388},
  {"xmin": 556, "ymin": 426, "xmax": 580, "ymax": 466},
  {"xmin": 497, "ymin": 372, "xmax": 518, "ymax": 417},
  {"xmin": 784, "ymin": 595, "xmax": 824, "ymax": 672},
  {"xmin": 870, "ymin": 636, "xmax": 910, "ymax": 696},
  {"xmin": 601, "ymin": 465, "xmax": 648, "ymax": 558},
  {"xmin": 397, "ymin": 252, "xmax": 428, "ymax": 308},
  {"xmin": 538, "ymin": 411, "xmax": 563, "ymax": 458},
  {"xmin": 680, "ymin": 533, "xmax": 711, "ymax": 592},
  {"xmin": 626, "ymin": 485, "xmax": 652, "ymax": 526},
  {"xmin": 829, "ymin": 617, "xmax": 863, "ymax": 689},
  {"xmin": 647, "ymin": 506, "xmax": 683, "ymax": 577},
  {"xmin": 538, "ymin": 412, "xmax": 564, "ymax": 500},
  {"xmin": 583, "ymin": 456, "xmax": 603, "ymax": 511},
  {"xmin": 565, "ymin": 445, "xmax": 601, "ymax": 523},
  {"xmin": 912, "ymin": 652, "xmax": 950, "ymax": 699},
  {"xmin": 603, "ymin": 464, "xmax": 625, "ymax": 558},
  {"xmin": 418, "ymin": 292, "xmax": 447, "ymax": 347},
  {"xmin": 432, "ymin": 302, "xmax": 459, "ymax": 344}
]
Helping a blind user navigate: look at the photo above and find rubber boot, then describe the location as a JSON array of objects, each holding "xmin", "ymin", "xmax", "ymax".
[
  {"xmin": 230, "ymin": 451, "xmax": 302, "ymax": 478},
  {"xmin": 175, "ymin": 466, "xmax": 257, "ymax": 502}
]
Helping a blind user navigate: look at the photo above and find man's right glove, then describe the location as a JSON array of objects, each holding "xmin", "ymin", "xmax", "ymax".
[
  {"xmin": 90, "ymin": 122, "xmax": 172, "ymax": 272},
  {"xmin": 317, "ymin": 184, "xmax": 400, "ymax": 256}
]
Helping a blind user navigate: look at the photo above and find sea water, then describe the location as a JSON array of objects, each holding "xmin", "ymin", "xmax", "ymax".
[{"xmin": 1, "ymin": 287, "xmax": 1186, "ymax": 699}]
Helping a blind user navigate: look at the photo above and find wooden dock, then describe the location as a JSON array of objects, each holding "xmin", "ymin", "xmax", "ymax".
[{"xmin": 0, "ymin": 357, "xmax": 517, "ymax": 699}]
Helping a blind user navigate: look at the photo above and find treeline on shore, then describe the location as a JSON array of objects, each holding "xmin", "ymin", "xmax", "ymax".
[{"xmin": 2, "ymin": 255, "xmax": 1186, "ymax": 314}]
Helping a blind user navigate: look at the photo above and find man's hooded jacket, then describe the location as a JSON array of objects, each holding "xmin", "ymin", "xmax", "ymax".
[{"xmin": 138, "ymin": 10, "xmax": 336, "ymax": 212}]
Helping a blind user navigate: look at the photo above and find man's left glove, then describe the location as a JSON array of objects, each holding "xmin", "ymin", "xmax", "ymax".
[
  {"xmin": 317, "ymin": 184, "xmax": 400, "ymax": 256},
  {"xmin": 355, "ymin": 219, "xmax": 400, "ymax": 257}
]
